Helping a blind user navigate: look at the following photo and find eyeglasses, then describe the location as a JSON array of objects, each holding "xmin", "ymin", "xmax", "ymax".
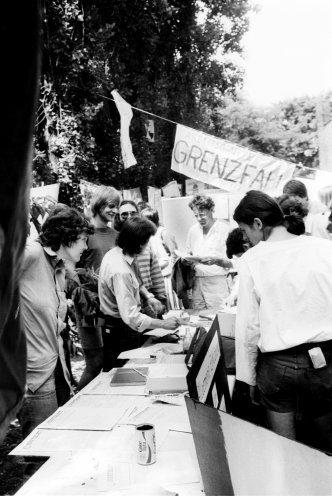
[
  {"xmin": 120, "ymin": 211, "xmax": 138, "ymax": 219},
  {"xmin": 193, "ymin": 212, "xmax": 208, "ymax": 218}
]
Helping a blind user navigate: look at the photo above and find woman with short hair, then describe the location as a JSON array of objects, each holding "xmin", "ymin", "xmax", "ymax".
[
  {"xmin": 98, "ymin": 216, "xmax": 179, "ymax": 369},
  {"xmin": 19, "ymin": 208, "xmax": 94, "ymax": 437}
]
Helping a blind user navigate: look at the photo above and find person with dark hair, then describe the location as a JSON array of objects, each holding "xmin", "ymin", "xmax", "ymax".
[
  {"xmin": 234, "ymin": 190, "xmax": 332, "ymax": 452},
  {"xmin": 282, "ymin": 179, "xmax": 308, "ymax": 199},
  {"xmin": 223, "ymin": 228, "xmax": 250, "ymax": 308},
  {"xmin": 116, "ymin": 200, "xmax": 167, "ymax": 318},
  {"xmin": 226, "ymin": 228, "xmax": 250, "ymax": 259},
  {"xmin": 98, "ymin": 217, "xmax": 179, "ymax": 369},
  {"xmin": 276, "ymin": 194, "xmax": 308, "ymax": 235},
  {"xmin": 186, "ymin": 194, "xmax": 232, "ymax": 310},
  {"xmin": 18, "ymin": 208, "xmax": 94, "ymax": 437},
  {"xmin": 282, "ymin": 179, "xmax": 327, "ymax": 234},
  {"xmin": 114, "ymin": 200, "xmax": 139, "ymax": 230}
]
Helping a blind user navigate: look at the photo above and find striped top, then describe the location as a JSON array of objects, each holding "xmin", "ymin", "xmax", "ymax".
[{"xmin": 136, "ymin": 245, "xmax": 166, "ymax": 303}]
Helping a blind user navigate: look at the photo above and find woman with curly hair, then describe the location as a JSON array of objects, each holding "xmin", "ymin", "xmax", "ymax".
[
  {"xmin": 186, "ymin": 194, "xmax": 232, "ymax": 310},
  {"xmin": 18, "ymin": 208, "xmax": 94, "ymax": 437}
]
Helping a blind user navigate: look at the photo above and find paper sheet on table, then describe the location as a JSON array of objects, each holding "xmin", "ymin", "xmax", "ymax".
[
  {"xmin": 163, "ymin": 310, "xmax": 188, "ymax": 319},
  {"xmin": 146, "ymin": 364, "xmax": 188, "ymax": 394},
  {"xmin": 38, "ymin": 407, "xmax": 127, "ymax": 431},
  {"xmin": 99, "ymin": 450, "xmax": 200, "ymax": 489},
  {"xmin": 82, "ymin": 374, "xmax": 147, "ymax": 396},
  {"xmin": 10, "ymin": 429, "xmax": 111, "ymax": 456},
  {"xmin": 188, "ymin": 315, "xmax": 211, "ymax": 327},
  {"xmin": 157, "ymin": 353, "xmax": 187, "ymax": 364},
  {"xmin": 148, "ymin": 363, "xmax": 189, "ymax": 378},
  {"xmin": 130, "ymin": 404, "xmax": 191, "ymax": 434},
  {"xmin": 15, "ymin": 450, "xmax": 199, "ymax": 495},
  {"xmin": 144, "ymin": 328, "xmax": 178, "ymax": 338},
  {"xmin": 11, "ymin": 424, "xmax": 150, "ymax": 460},
  {"xmin": 66, "ymin": 393, "xmax": 150, "ymax": 410},
  {"xmin": 118, "ymin": 342, "xmax": 183, "ymax": 360}
]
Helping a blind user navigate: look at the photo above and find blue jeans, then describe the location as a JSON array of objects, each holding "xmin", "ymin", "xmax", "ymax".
[{"xmin": 18, "ymin": 360, "xmax": 70, "ymax": 438}]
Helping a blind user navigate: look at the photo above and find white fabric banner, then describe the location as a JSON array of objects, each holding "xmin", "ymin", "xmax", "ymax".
[
  {"xmin": 111, "ymin": 90, "xmax": 137, "ymax": 169},
  {"xmin": 122, "ymin": 187, "xmax": 142, "ymax": 203},
  {"xmin": 162, "ymin": 180, "xmax": 181, "ymax": 198},
  {"xmin": 171, "ymin": 125, "xmax": 295, "ymax": 193},
  {"xmin": 147, "ymin": 186, "xmax": 163, "ymax": 221},
  {"xmin": 30, "ymin": 183, "xmax": 60, "ymax": 201}
]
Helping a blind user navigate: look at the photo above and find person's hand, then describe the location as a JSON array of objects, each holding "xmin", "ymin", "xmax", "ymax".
[
  {"xmin": 249, "ymin": 385, "xmax": 260, "ymax": 406},
  {"xmin": 223, "ymin": 294, "xmax": 236, "ymax": 308},
  {"xmin": 181, "ymin": 257, "xmax": 195, "ymax": 267},
  {"xmin": 147, "ymin": 297, "xmax": 164, "ymax": 315},
  {"xmin": 200, "ymin": 257, "xmax": 216, "ymax": 266},
  {"xmin": 162, "ymin": 317, "xmax": 179, "ymax": 330}
]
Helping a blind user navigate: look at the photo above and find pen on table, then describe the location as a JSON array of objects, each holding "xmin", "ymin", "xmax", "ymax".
[{"xmin": 198, "ymin": 314, "xmax": 213, "ymax": 321}]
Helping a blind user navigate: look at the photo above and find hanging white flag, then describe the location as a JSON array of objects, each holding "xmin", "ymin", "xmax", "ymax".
[
  {"xmin": 111, "ymin": 89, "xmax": 137, "ymax": 169},
  {"xmin": 145, "ymin": 119, "xmax": 155, "ymax": 142}
]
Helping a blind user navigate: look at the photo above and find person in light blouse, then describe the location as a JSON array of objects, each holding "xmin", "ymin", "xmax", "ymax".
[{"xmin": 234, "ymin": 190, "xmax": 332, "ymax": 453}]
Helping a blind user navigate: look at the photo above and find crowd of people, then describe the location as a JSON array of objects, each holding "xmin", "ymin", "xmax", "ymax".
[{"xmin": 17, "ymin": 179, "xmax": 332, "ymax": 454}]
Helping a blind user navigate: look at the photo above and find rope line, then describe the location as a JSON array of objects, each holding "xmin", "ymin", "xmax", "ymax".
[{"xmin": 70, "ymin": 85, "xmax": 316, "ymax": 171}]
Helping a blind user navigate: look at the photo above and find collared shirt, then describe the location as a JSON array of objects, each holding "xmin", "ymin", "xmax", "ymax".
[
  {"xmin": 236, "ymin": 235, "xmax": 332, "ymax": 386},
  {"xmin": 99, "ymin": 246, "xmax": 152, "ymax": 332},
  {"xmin": 186, "ymin": 219, "xmax": 230, "ymax": 277},
  {"xmin": 20, "ymin": 241, "xmax": 70, "ymax": 392}
]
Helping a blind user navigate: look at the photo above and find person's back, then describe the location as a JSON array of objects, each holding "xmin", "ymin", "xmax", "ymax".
[{"xmin": 240, "ymin": 235, "xmax": 332, "ymax": 351}]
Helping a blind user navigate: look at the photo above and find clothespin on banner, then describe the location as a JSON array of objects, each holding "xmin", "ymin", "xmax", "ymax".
[{"xmin": 145, "ymin": 119, "xmax": 155, "ymax": 142}]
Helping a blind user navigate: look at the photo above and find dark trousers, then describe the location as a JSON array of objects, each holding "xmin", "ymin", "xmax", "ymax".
[{"xmin": 102, "ymin": 316, "xmax": 140, "ymax": 372}]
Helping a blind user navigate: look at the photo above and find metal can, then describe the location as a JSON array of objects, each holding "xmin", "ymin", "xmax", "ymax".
[{"xmin": 136, "ymin": 423, "xmax": 156, "ymax": 465}]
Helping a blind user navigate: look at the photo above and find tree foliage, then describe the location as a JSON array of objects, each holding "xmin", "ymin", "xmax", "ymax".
[
  {"xmin": 210, "ymin": 95, "xmax": 319, "ymax": 171},
  {"xmin": 34, "ymin": 0, "xmax": 251, "ymax": 204}
]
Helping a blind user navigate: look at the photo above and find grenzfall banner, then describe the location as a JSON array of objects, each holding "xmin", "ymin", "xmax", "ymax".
[{"xmin": 171, "ymin": 125, "xmax": 295, "ymax": 193}]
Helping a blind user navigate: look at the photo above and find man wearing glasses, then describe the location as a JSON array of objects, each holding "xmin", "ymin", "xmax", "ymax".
[
  {"xmin": 118, "ymin": 200, "xmax": 139, "ymax": 224},
  {"xmin": 186, "ymin": 194, "xmax": 232, "ymax": 310}
]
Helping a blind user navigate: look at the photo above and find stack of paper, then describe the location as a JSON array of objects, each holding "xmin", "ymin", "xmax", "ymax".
[{"xmin": 146, "ymin": 364, "xmax": 188, "ymax": 394}]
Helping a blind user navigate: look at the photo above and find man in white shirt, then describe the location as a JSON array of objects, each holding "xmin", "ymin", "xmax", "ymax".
[{"xmin": 186, "ymin": 195, "xmax": 232, "ymax": 310}]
